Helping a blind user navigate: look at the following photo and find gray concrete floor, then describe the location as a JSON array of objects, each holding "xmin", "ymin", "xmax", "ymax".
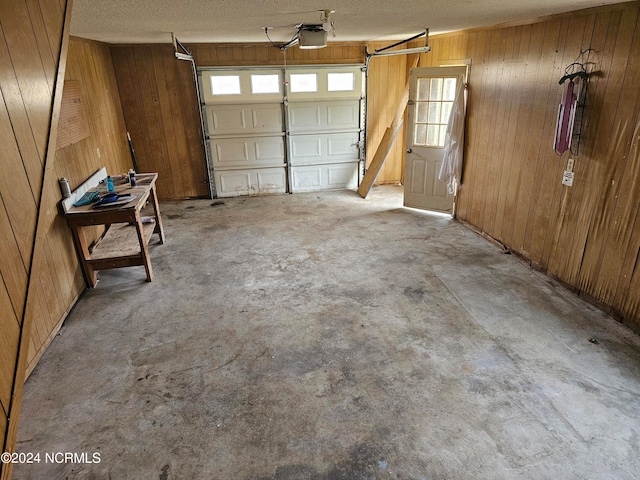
[{"xmin": 14, "ymin": 186, "xmax": 640, "ymax": 480}]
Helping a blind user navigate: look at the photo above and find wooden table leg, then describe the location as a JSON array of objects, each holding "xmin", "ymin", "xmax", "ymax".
[
  {"xmin": 70, "ymin": 225, "xmax": 97, "ymax": 288},
  {"xmin": 134, "ymin": 211, "xmax": 153, "ymax": 282},
  {"xmin": 149, "ymin": 183, "xmax": 165, "ymax": 244}
]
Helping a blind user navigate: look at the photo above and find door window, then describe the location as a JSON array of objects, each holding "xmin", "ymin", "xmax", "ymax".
[{"xmin": 414, "ymin": 77, "xmax": 456, "ymax": 147}]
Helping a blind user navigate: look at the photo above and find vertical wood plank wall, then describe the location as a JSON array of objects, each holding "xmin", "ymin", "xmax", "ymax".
[
  {"xmin": 110, "ymin": 45, "xmax": 210, "ymax": 200},
  {"xmin": 419, "ymin": 1, "xmax": 640, "ymax": 333},
  {"xmin": 189, "ymin": 42, "xmax": 364, "ymax": 66},
  {"xmin": 0, "ymin": 0, "xmax": 69, "ymax": 476},
  {"xmin": 110, "ymin": 42, "xmax": 410, "ymax": 196},
  {"xmin": 24, "ymin": 36, "xmax": 133, "ymax": 375},
  {"xmin": 0, "ymin": 6, "xmax": 133, "ymax": 473},
  {"xmin": 366, "ymin": 43, "xmax": 413, "ymax": 185}
]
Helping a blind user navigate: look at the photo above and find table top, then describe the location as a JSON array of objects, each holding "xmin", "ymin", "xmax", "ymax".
[{"xmin": 65, "ymin": 173, "xmax": 157, "ymax": 216}]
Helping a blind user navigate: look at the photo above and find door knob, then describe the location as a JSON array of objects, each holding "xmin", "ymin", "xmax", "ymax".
[{"xmin": 406, "ymin": 148, "xmax": 412, "ymax": 153}]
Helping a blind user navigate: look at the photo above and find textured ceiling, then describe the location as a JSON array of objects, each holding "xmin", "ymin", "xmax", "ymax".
[{"xmin": 71, "ymin": 0, "xmax": 625, "ymax": 44}]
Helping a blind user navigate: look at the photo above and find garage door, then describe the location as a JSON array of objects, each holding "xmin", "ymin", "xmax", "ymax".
[
  {"xmin": 201, "ymin": 69, "xmax": 286, "ymax": 197},
  {"xmin": 286, "ymin": 66, "xmax": 364, "ymax": 192},
  {"xmin": 200, "ymin": 65, "xmax": 365, "ymax": 197}
]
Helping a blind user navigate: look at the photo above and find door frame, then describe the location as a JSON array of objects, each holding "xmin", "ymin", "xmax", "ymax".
[
  {"xmin": 438, "ymin": 60, "xmax": 471, "ymax": 215},
  {"xmin": 404, "ymin": 65, "xmax": 468, "ymax": 213}
]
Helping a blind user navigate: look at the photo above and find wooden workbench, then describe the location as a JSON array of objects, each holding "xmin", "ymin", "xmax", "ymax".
[{"xmin": 64, "ymin": 173, "xmax": 165, "ymax": 288}]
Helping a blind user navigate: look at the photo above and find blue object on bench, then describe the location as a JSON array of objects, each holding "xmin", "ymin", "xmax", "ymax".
[
  {"xmin": 73, "ymin": 190, "xmax": 100, "ymax": 207},
  {"xmin": 93, "ymin": 192, "xmax": 120, "ymax": 207}
]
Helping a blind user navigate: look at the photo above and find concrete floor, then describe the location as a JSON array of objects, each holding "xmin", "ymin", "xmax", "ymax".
[{"xmin": 14, "ymin": 186, "xmax": 640, "ymax": 480}]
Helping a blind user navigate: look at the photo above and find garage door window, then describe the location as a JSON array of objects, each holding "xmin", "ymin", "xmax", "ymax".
[
  {"xmin": 328, "ymin": 72, "xmax": 354, "ymax": 92},
  {"xmin": 210, "ymin": 75, "xmax": 241, "ymax": 95},
  {"xmin": 251, "ymin": 74, "xmax": 280, "ymax": 94},
  {"xmin": 290, "ymin": 73, "xmax": 318, "ymax": 93}
]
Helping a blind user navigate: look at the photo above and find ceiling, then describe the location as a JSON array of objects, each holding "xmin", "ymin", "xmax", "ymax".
[{"xmin": 71, "ymin": 0, "xmax": 625, "ymax": 44}]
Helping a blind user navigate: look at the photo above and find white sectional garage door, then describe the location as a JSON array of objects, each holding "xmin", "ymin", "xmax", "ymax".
[
  {"xmin": 200, "ymin": 65, "xmax": 364, "ymax": 197},
  {"xmin": 201, "ymin": 69, "xmax": 287, "ymax": 197},
  {"xmin": 286, "ymin": 67, "xmax": 363, "ymax": 193}
]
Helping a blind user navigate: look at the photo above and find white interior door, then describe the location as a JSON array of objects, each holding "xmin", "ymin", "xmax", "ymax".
[{"xmin": 404, "ymin": 66, "xmax": 466, "ymax": 212}]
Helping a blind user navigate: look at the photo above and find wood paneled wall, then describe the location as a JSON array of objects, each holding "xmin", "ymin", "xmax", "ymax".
[
  {"xmin": 0, "ymin": 0, "xmax": 70, "ymax": 477},
  {"xmin": 189, "ymin": 42, "xmax": 364, "ymax": 66},
  {"xmin": 24, "ymin": 36, "xmax": 133, "ymax": 375},
  {"xmin": 419, "ymin": 1, "xmax": 640, "ymax": 333},
  {"xmin": 110, "ymin": 45, "xmax": 210, "ymax": 200},
  {"xmin": 110, "ymin": 42, "xmax": 410, "ymax": 197},
  {"xmin": 55, "ymin": 38, "xmax": 132, "ymax": 203},
  {"xmin": 365, "ymin": 43, "xmax": 418, "ymax": 184},
  {"xmin": 0, "ymin": 5, "xmax": 133, "ymax": 473}
]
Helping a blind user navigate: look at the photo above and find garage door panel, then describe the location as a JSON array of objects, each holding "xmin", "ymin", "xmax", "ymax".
[
  {"xmin": 289, "ymin": 101, "xmax": 360, "ymax": 133},
  {"xmin": 291, "ymin": 163, "xmax": 358, "ymax": 192},
  {"xmin": 289, "ymin": 105, "xmax": 322, "ymax": 130},
  {"xmin": 327, "ymin": 133, "xmax": 359, "ymax": 158},
  {"xmin": 291, "ymin": 136, "xmax": 322, "ymax": 160},
  {"xmin": 201, "ymin": 69, "xmax": 283, "ymax": 104},
  {"xmin": 214, "ymin": 140, "xmax": 249, "ymax": 166},
  {"xmin": 252, "ymin": 106, "xmax": 283, "ymax": 130},
  {"xmin": 290, "ymin": 132, "xmax": 359, "ymax": 166},
  {"xmin": 207, "ymin": 107, "xmax": 246, "ymax": 133},
  {"xmin": 255, "ymin": 139, "xmax": 285, "ymax": 163},
  {"xmin": 327, "ymin": 103, "xmax": 360, "ymax": 129},
  {"xmin": 257, "ymin": 170, "xmax": 286, "ymax": 190},
  {"xmin": 286, "ymin": 66, "xmax": 364, "ymax": 100},
  {"xmin": 327, "ymin": 164, "xmax": 358, "ymax": 187},
  {"xmin": 206, "ymin": 104, "xmax": 283, "ymax": 135},
  {"xmin": 215, "ymin": 167, "xmax": 286, "ymax": 197},
  {"xmin": 292, "ymin": 167, "xmax": 322, "ymax": 190},
  {"xmin": 219, "ymin": 171, "xmax": 251, "ymax": 194},
  {"xmin": 213, "ymin": 136, "xmax": 284, "ymax": 169}
]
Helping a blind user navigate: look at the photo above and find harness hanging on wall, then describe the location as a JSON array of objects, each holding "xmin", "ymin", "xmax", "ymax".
[{"xmin": 553, "ymin": 51, "xmax": 590, "ymax": 156}]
